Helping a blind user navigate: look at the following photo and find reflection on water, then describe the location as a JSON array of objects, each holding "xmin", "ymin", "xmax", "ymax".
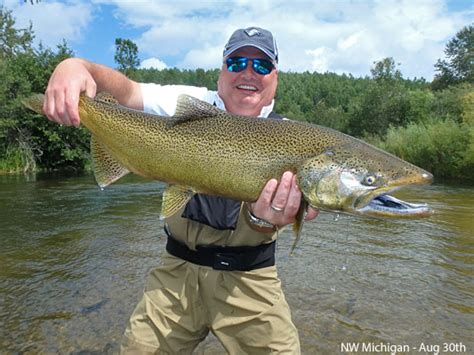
[{"xmin": 0, "ymin": 174, "xmax": 472, "ymax": 353}]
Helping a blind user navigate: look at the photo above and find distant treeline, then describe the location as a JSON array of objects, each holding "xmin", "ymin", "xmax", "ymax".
[{"xmin": 1, "ymin": 8, "xmax": 473, "ymax": 182}]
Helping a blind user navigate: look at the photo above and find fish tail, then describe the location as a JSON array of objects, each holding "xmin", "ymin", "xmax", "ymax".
[{"xmin": 22, "ymin": 94, "xmax": 45, "ymax": 115}]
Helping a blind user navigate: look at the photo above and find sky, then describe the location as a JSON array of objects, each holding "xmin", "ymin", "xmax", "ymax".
[{"xmin": 4, "ymin": 0, "xmax": 473, "ymax": 80}]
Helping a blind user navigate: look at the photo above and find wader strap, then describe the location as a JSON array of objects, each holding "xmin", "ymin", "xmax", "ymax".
[{"xmin": 164, "ymin": 227, "xmax": 276, "ymax": 271}]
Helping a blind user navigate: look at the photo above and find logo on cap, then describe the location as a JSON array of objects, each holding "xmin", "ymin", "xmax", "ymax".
[{"xmin": 245, "ymin": 28, "xmax": 261, "ymax": 37}]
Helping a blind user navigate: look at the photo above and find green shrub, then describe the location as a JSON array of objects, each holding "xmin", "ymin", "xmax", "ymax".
[{"xmin": 374, "ymin": 119, "xmax": 473, "ymax": 182}]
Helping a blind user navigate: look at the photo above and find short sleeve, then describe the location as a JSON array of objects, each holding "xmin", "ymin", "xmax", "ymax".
[{"xmin": 140, "ymin": 83, "xmax": 214, "ymax": 116}]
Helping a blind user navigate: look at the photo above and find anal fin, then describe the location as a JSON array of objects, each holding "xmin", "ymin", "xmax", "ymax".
[{"xmin": 91, "ymin": 136, "xmax": 129, "ymax": 189}]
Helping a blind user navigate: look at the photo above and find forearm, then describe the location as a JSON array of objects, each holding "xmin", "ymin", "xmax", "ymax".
[{"xmin": 77, "ymin": 58, "xmax": 143, "ymax": 110}]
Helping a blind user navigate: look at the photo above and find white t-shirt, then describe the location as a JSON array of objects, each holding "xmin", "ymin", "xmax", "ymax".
[{"xmin": 140, "ymin": 83, "xmax": 276, "ymax": 118}]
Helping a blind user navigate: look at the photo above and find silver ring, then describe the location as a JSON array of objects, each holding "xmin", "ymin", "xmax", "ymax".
[{"xmin": 271, "ymin": 204, "xmax": 284, "ymax": 212}]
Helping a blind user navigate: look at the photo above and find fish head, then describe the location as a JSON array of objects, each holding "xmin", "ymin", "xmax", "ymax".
[{"xmin": 297, "ymin": 143, "xmax": 433, "ymax": 218}]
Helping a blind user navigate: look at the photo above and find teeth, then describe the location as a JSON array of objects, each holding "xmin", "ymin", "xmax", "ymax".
[{"xmin": 237, "ymin": 85, "xmax": 257, "ymax": 91}]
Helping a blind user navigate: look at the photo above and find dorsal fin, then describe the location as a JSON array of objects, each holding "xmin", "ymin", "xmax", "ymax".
[
  {"xmin": 95, "ymin": 92, "xmax": 119, "ymax": 105},
  {"xmin": 169, "ymin": 94, "xmax": 222, "ymax": 126}
]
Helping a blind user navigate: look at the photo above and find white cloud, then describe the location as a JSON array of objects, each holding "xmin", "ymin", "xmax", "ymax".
[
  {"xmin": 177, "ymin": 45, "xmax": 223, "ymax": 70},
  {"xmin": 306, "ymin": 47, "xmax": 331, "ymax": 73},
  {"xmin": 5, "ymin": 0, "xmax": 93, "ymax": 48},
  {"xmin": 140, "ymin": 57, "xmax": 167, "ymax": 70},
  {"xmin": 338, "ymin": 31, "xmax": 364, "ymax": 51},
  {"xmin": 7, "ymin": 0, "xmax": 473, "ymax": 80}
]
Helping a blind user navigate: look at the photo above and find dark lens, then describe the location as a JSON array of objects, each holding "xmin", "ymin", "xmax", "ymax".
[
  {"xmin": 226, "ymin": 57, "xmax": 248, "ymax": 73},
  {"xmin": 252, "ymin": 59, "xmax": 273, "ymax": 75}
]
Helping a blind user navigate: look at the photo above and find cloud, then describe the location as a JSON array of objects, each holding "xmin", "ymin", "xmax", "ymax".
[
  {"xmin": 306, "ymin": 47, "xmax": 331, "ymax": 73},
  {"xmin": 5, "ymin": 0, "xmax": 93, "ymax": 48},
  {"xmin": 7, "ymin": 0, "xmax": 473, "ymax": 80},
  {"xmin": 140, "ymin": 57, "xmax": 167, "ymax": 70},
  {"xmin": 177, "ymin": 45, "xmax": 223, "ymax": 70}
]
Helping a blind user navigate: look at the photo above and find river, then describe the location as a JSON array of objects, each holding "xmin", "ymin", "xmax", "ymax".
[{"xmin": 0, "ymin": 174, "xmax": 472, "ymax": 354}]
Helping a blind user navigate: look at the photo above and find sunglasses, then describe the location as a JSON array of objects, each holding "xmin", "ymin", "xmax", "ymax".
[{"xmin": 225, "ymin": 56, "xmax": 275, "ymax": 75}]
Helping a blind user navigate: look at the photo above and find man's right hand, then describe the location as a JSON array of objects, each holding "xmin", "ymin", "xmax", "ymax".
[{"xmin": 43, "ymin": 58, "xmax": 97, "ymax": 127}]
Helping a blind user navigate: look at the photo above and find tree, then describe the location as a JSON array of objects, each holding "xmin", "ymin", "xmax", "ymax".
[
  {"xmin": 370, "ymin": 57, "xmax": 402, "ymax": 81},
  {"xmin": 0, "ymin": 9, "xmax": 90, "ymax": 173},
  {"xmin": 432, "ymin": 24, "xmax": 474, "ymax": 90},
  {"xmin": 114, "ymin": 38, "xmax": 139, "ymax": 73},
  {"xmin": 0, "ymin": 8, "xmax": 34, "ymax": 58}
]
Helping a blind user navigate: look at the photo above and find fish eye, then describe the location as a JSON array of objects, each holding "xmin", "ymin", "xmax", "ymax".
[{"xmin": 363, "ymin": 175, "xmax": 377, "ymax": 186}]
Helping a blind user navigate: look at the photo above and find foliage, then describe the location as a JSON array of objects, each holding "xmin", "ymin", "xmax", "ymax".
[
  {"xmin": 0, "ymin": 8, "xmax": 89, "ymax": 173},
  {"xmin": 370, "ymin": 57, "xmax": 402, "ymax": 81},
  {"xmin": 432, "ymin": 24, "xmax": 474, "ymax": 90},
  {"xmin": 0, "ymin": 9, "xmax": 472, "ymax": 182},
  {"xmin": 431, "ymin": 83, "xmax": 474, "ymax": 124},
  {"xmin": 114, "ymin": 38, "xmax": 140, "ymax": 74},
  {"xmin": 0, "ymin": 7, "xmax": 33, "ymax": 58},
  {"xmin": 134, "ymin": 67, "xmax": 220, "ymax": 89},
  {"xmin": 371, "ymin": 119, "xmax": 473, "ymax": 182}
]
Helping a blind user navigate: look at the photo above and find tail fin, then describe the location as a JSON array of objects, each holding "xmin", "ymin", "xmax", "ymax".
[{"xmin": 22, "ymin": 94, "xmax": 45, "ymax": 115}]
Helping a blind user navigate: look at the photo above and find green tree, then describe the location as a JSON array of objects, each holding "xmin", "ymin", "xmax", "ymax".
[
  {"xmin": 432, "ymin": 24, "xmax": 474, "ymax": 90},
  {"xmin": 370, "ymin": 57, "xmax": 402, "ymax": 81},
  {"xmin": 0, "ymin": 7, "xmax": 34, "ymax": 58},
  {"xmin": 114, "ymin": 38, "xmax": 140, "ymax": 74},
  {"xmin": 347, "ymin": 58, "xmax": 410, "ymax": 137},
  {"xmin": 0, "ymin": 9, "xmax": 89, "ymax": 173}
]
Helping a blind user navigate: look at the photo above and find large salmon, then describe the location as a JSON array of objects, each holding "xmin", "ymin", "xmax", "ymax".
[{"xmin": 24, "ymin": 93, "xmax": 433, "ymax": 250}]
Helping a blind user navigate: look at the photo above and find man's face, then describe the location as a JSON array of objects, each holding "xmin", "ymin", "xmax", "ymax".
[{"xmin": 217, "ymin": 46, "xmax": 278, "ymax": 117}]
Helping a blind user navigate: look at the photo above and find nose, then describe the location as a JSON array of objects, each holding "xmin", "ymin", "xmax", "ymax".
[{"xmin": 241, "ymin": 61, "xmax": 258, "ymax": 78}]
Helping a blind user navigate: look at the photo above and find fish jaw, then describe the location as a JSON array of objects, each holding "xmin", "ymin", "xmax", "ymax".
[
  {"xmin": 297, "ymin": 149, "xmax": 434, "ymax": 219},
  {"xmin": 355, "ymin": 193, "xmax": 433, "ymax": 218},
  {"xmin": 350, "ymin": 170, "xmax": 434, "ymax": 218}
]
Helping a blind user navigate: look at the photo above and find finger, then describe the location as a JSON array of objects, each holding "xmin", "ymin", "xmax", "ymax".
[
  {"xmin": 43, "ymin": 90, "xmax": 56, "ymax": 123},
  {"xmin": 84, "ymin": 79, "xmax": 97, "ymax": 99},
  {"xmin": 255, "ymin": 178, "xmax": 278, "ymax": 210},
  {"xmin": 65, "ymin": 89, "xmax": 81, "ymax": 127},
  {"xmin": 284, "ymin": 175, "xmax": 302, "ymax": 217},
  {"xmin": 305, "ymin": 207, "xmax": 319, "ymax": 220},
  {"xmin": 270, "ymin": 171, "xmax": 293, "ymax": 211},
  {"xmin": 55, "ymin": 89, "xmax": 72, "ymax": 126}
]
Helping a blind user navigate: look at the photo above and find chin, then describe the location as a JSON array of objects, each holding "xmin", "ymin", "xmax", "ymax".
[{"xmin": 239, "ymin": 94, "xmax": 260, "ymax": 105}]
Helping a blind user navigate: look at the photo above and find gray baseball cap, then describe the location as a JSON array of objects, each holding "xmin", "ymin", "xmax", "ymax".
[{"xmin": 223, "ymin": 26, "xmax": 278, "ymax": 63}]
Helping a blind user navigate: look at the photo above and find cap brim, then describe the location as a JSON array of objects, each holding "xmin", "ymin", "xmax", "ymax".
[{"xmin": 224, "ymin": 44, "xmax": 276, "ymax": 63}]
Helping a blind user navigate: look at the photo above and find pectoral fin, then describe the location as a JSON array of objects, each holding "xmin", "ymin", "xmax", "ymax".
[
  {"xmin": 161, "ymin": 185, "xmax": 195, "ymax": 219},
  {"xmin": 290, "ymin": 199, "xmax": 308, "ymax": 255},
  {"xmin": 91, "ymin": 136, "xmax": 129, "ymax": 189}
]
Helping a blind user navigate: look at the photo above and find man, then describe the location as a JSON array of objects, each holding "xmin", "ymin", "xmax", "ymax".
[{"xmin": 44, "ymin": 26, "xmax": 318, "ymax": 353}]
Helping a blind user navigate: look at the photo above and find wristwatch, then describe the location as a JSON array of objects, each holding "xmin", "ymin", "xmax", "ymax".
[{"xmin": 246, "ymin": 208, "xmax": 275, "ymax": 229}]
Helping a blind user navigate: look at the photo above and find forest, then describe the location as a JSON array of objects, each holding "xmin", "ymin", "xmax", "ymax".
[{"xmin": 1, "ymin": 9, "xmax": 473, "ymax": 182}]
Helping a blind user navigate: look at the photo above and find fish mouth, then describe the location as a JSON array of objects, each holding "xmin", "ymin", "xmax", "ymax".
[
  {"xmin": 351, "ymin": 171, "xmax": 433, "ymax": 218},
  {"xmin": 355, "ymin": 191, "xmax": 432, "ymax": 218}
]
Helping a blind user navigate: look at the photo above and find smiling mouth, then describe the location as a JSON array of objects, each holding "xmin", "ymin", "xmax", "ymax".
[{"xmin": 237, "ymin": 84, "xmax": 258, "ymax": 92}]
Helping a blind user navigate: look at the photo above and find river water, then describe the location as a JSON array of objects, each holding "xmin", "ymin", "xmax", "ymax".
[{"xmin": 0, "ymin": 174, "xmax": 472, "ymax": 354}]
